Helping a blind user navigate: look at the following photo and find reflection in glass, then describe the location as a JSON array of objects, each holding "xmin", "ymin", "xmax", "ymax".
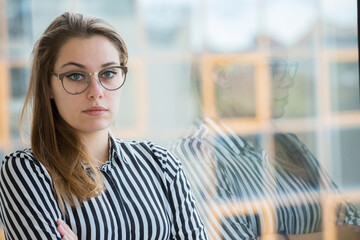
[
  {"xmin": 205, "ymin": 0, "xmax": 257, "ymax": 52},
  {"xmin": 142, "ymin": 1, "xmax": 190, "ymax": 45},
  {"xmin": 322, "ymin": 0, "xmax": 358, "ymax": 47},
  {"xmin": 214, "ymin": 65, "xmax": 255, "ymax": 118},
  {"xmin": 173, "ymin": 118, "xmax": 360, "ymax": 239},
  {"xmin": 179, "ymin": 47, "xmax": 360, "ymax": 238},
  {"xmin": 330, "ymin": 62, "xmax": 360, "ymax": 112},
  {"xmin": 282, "ymin": 59, "xmax": 316, "ymax": 118},
  {"xmin": 330, "ymin": 128, "xmax": 360, "ymax": 188},
  {"xmin": 1, "ymin": 0, "xmax": 360, "ymax": 238}
]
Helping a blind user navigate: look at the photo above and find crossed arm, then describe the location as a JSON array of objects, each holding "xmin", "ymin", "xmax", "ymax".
[{"xmin": 56, "ymin": 220, "xmax": 77, "ymax": 240}]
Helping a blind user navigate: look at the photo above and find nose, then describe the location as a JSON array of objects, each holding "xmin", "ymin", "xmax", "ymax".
[
  {"xmin": 86, "ymin": 74, "xmax": 104, "ymax": 99},
  {"xmin": 278, "ymin": 72, "xmax": 294, "ymax": 88}
]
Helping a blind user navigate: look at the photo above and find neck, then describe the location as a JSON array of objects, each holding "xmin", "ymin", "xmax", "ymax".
[{"xmin": 79, "ymin": 129, "xmax": 109, "ymax": 168}]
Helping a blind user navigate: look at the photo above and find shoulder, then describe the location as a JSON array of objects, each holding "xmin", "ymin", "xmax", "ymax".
[
  {"xmin": 1, "ymin": 149, "xmax": 51, "ymax": 183},
  {"xmin": 274, "ymin": 133, "xmax": 319, "ymax": 165},
  {"xmin": 172, "ymin": 137, "xmax": 215, "ymax": 161},
  {"xmin": 115, "ymin": 138, "xmax": 182, "ymax": 178},
  {"xmin": 2, "ymin": 148, "xmax": 36, "ymax": 169}
]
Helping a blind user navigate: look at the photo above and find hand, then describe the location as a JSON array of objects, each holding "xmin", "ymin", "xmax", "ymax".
[{"xmin": 57, "ymin": 219, "xmax": 78, "ymax": 240}]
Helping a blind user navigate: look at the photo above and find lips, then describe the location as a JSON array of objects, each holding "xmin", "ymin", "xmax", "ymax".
[
  {"xmin": 83, "ymin": 106, "xmax": 108, "ymax": 116},
  {"xmin": 273, "ymin": 90, "xmax": 289, "ymax": 101}
]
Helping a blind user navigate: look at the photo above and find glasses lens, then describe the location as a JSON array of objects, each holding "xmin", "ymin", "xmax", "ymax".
[
  {"xmin": 62, "ymin": 71, "xmax": 90, "ymax": 94},
  {"xmin": 288, "ymin": 62, "xmax": 298, "ymax": 79},
  {"xmin": 99, "ymin": 67, "xmax": 126, "ymax": 90},
  {"xmin": 271, "ymin": 63, "xmax": 287, "ymax": 82}
]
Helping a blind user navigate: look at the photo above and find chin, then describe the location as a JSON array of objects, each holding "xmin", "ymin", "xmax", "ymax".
[
  {"xmin": 271, "ymin": 107, "xmax": 286, "ymax": 119},
  {"xmin": 75, "ymin": 122, "xmax": 112, "ymax": 134}
]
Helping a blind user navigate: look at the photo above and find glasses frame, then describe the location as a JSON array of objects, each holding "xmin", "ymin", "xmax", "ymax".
[
  {"xmin": 270, "ymin": 60, "xmax": 299, "ymax": 82},
  {"xmin": 52, "ymin": 66, "xmax": 128, "ymax": 95}
]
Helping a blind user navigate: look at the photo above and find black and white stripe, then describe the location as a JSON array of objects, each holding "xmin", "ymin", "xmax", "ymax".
[
  {"xmin": 171, "ymin": 118, "xmax": 360, "ymax": 239},
  {"xmin": 0, "ymin": 136, "xmax": 208, "ymax": 240}
]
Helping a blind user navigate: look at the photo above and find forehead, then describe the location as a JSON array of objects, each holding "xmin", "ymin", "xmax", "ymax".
[{"xmin": 55, "ymin": 35, "xmax": 120, "ymax": 68}]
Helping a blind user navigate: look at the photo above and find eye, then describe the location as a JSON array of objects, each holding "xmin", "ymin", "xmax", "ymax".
[
  {"xmin": 100, "ymin": 70, "xmax": 117, "ymax": 79},
  {"xmin": 271, "ymin": 65, "xmax": 281, "ymax": 75},
  {"xmin": 65, "ymin": 72, "xmax": 86, "ymax": 81}
]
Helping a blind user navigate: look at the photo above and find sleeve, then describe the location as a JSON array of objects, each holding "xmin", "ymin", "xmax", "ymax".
[
  {"xmin": 0, "ymin": 151, "xmax": 63, "ymax": 239},
  {"xmin": 283, "ymin": 134, "xmax": 360, "ymax": 229},
  {"xmin": 164, "ymin": 150, "xmax": 208, "ymax": 240},
  {"xmin": 299, "ymin": 143, "xmax": 360, "ymax": 228},
  {"xmin": 336, "ymin": 203, "xmax": 360, "ymax": 227},
  {"xmin": 172, "ymin": 137, "xmax": 258, "ymax": 240}
]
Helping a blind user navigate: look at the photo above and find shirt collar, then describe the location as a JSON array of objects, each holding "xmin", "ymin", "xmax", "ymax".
[{"xmin": 108, "ymin": 131, "xmax": 128, "ymax": 165}]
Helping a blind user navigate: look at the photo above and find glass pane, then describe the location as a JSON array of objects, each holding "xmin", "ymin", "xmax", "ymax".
[
  {"xmin": 331, "ymin": 127, "xmax": 360, "ymax": 189},
  {"xmin": 148, "ymin": 62, "xmax": 196, "ymax": 137},
  {"xmin": 141, "ymin": 1, "xmax": 191, "ymax": 51},
  {"xmin": 330, "ymin": 61, "xmax": 360, "ymax": 112},
  {"xmin": 322, "ymin": 0, "xmax": 358, "ymax": 47},
  {"xmin": 264, "ymin": 0, "xmax": 317, "ymax": 47},
  {"xmin": 283, "ymin": 58, "xmax": 316, "ymax": 118},
  {"xmin": 205, "ymin": 0, "xmax": 257, "ymax": 52},
  {"xmin": 214, "ymin": 64, "xmax": 255, "ymax": 118},
  {"xmin": 9, "ymin": 67, "xmax": 29, "ymax": 138}
]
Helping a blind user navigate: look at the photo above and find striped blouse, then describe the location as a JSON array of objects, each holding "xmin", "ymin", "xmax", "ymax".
[
  {"xmin": 0, "ymin": 135, "xmax": 208, "ymax": 240},
  {"xmin": 172, "ymin": 118, "xmax": 360, "ymax": 239}
]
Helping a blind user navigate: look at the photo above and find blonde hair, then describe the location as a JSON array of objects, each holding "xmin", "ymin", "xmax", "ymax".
[{"xmin": 20, "ymin": 12, "xmax": 128, "ymax": 211}]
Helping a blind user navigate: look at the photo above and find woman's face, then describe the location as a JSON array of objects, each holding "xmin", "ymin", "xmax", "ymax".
[
  {"xmin": 271, "ymin": 60, "xmax": 296, "ymax": 118},
  {"xmin": 50, "ymin": 35, "xmax": 123, "ymax": 135}
]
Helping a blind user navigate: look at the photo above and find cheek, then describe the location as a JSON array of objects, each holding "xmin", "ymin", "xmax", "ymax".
[
  {"xmin": 107, "ymin": 92, "xmax": 121, "ymax": 115},
  {"xmin": 52, "ymin": 93, "xmax": 80, "ymax": 121},
  {"xmin": 54, "ymin": 100, "xmax": 68, "ymax": 119}
]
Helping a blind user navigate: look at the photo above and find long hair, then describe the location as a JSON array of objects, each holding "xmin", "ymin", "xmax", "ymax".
[
  {"xmin": 20, "ymin": 12, "xmax": 128, "ymax": 211},
  {"xmin": 273, "ymin": 133, "xmax": 320, "ymax": 189}
]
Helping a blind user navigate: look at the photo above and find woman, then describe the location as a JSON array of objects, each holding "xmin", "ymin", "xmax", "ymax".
[
  {"xmin": 173, "ymin": 118, "xmax": 360, "ymax": 240},
  {"xmin": 0, "ymin": 12, "xmax": 207, "ymax": 240},
  {"xmin": 171, "ymin": 58, "xmax": 360, "ymax": 239}
]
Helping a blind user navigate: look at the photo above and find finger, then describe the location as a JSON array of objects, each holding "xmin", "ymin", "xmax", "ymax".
[
  {"xmin": 57, "ymin": 219, "xmax": 78, "ymax": 239},
  {"xmin": 56, "ymin": 220, "xmax": 67, "ymax": 236}
]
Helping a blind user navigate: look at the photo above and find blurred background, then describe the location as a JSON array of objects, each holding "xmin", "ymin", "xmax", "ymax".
[{"xmin": 0, "ymin": 0, "xmax": 359, "ymax": 201}]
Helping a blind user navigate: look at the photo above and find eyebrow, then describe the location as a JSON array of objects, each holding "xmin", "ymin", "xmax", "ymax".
[
  {"xmin": 60, "ymin": 61, "xmax": 120, "ymax": 69},
  {"xmin": 61, "ymin": 62, "xmax": 85, "ymax": 69},
  {"xmin": 101, "ymin": 62, "xmax": 120, "ymax": 68}
]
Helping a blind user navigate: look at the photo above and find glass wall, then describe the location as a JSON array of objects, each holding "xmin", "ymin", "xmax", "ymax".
[{"xmin": 0, "ymin": 0, "xmax": 359, "ymax": 239}]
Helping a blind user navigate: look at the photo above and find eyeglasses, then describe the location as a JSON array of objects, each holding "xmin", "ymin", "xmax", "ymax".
[
  {"xmin": 270, "ymin": 60, "xmax": 299, "ymax": 82},
  {"xmin": 53, "ymin": 66, "xmax": 128, "ymax": 95}
]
